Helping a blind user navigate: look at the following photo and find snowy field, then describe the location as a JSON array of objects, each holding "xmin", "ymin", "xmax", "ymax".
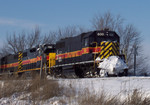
[
  {"xmin": 59, "ymin": 76, "xmax": 150, "ymax": 95},
  {"xmin": 0, "ymin": 76, "xmax": 150, "ymax": 104}
]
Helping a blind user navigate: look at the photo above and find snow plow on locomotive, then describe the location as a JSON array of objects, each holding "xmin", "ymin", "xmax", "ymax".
[{"xmin": 0, "ymin": 29, "xmax": 128, "ymax": 78}]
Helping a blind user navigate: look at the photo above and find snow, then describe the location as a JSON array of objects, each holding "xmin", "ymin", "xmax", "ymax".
[
  {"xmin": 1, "ymin": 77, "xmax": 150, "ymax": 104},
  {"xmin": 0, "ymin": 95, "xmax": 67, "ymax": 105},
  {"xmin": 95, "ymin": 57, "xmax": 101, "ymax": 61},
  {"xmin": 98, "ymin": 56, "xmax": 128, "ymax": 74},
  {"xmin": 59, "ymin": 77, "xmax": 150, "ymax": 96}
]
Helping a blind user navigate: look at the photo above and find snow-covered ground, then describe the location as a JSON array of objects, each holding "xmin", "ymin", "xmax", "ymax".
[
  {"xmin": 59, "ymin": 76, "xmax": 150, "ymax": 95},
  {"xmin": 59, "ymin": 76, "xmax": 150, "ymax": 100},
  {"xmin": 0, "ymin": 77, "xmax": 150, "ymax": 105}
]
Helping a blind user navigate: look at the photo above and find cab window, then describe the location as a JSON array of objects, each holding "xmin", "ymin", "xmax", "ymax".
[{"xmin": 83, "ymin": 38, "xmax": 89, "ymax": 47}]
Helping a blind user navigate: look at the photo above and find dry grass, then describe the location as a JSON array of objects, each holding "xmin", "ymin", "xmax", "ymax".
[
  {"xmin": 0, "ymin": 74, "xmax": 29, "ymax": 98},
  {"xmin": 124, "ymin": 89, "xmax": 150, "ymax": 105},
  {"xmin": 76, "ymin": 88, "xmax": 150, "ymax": 105},
  {"xmin": 0, "ymin": 73, "xmax": 25, "ymax": 80},
  {"xmin": 77, "ymin": 88, "xmax": 120, "ymax": 105},
  {"xmin": 0, "ymin": 80, "xmax": 28, "ymax": 98},
  {"xmin": 28, "ymin": 76, "xmax": 63, "ymax": 101},
  {"xmin": 1, "ymin": 76, "xmax": 150, "ymax": 105},
  {"xmin": 0, "ymin": 75, "xmax": 63, "ymax": 102}
]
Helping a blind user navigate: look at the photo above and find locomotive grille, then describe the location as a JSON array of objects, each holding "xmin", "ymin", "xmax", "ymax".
[
  {"xmin": 18, "ymin": 52, "xmax": 23, "ymax": 71},
  {"xmin": 100, "ymin": 41, "xmax": 119, "ymax": 59}
]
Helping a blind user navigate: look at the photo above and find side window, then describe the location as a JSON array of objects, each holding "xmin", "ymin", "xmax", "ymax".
[
  {"xmin": 84, "ymin": 38, "xmax": 89, "ymax": 47},
  {"xmin": 30, "ymin": 48, "xmax": 36, "ymax": 53}
]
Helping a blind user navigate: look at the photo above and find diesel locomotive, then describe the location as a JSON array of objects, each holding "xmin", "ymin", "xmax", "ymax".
[{"xmin": 0, "ymin": 29, "xmax": 128, "ymax": 78}]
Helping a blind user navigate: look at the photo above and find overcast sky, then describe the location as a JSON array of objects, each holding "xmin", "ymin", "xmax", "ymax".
[{"xmin": 0, "ymin": 0, "xmax": 150, "ymax": 61}]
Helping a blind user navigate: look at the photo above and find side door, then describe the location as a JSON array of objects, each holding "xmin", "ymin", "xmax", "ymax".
[{"xmin": 81, "ymin": 37, "xmax": 89, "ymax": 61}]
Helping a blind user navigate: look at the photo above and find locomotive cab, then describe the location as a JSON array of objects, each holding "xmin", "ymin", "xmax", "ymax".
[
  {"xmin": 43, "ymin": 44, "xmax": 55, "ymax": 54},
  {"xmin": 81, "ymin": 30, "xmax": 120, "ymax": 60}
]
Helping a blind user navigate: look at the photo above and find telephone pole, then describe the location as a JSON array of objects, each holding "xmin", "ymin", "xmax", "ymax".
[
  {"xmin": 134, "ymin": 45, "xmax": 137, "ymax": 76},
  {"xmin": 38, "ymin": 45, "xmax": 44, "ymax": 79}
]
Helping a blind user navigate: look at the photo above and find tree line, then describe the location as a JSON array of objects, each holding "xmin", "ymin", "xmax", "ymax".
[{"xmin": 0, "ymin": 11, "xmax": 148, "ymax": 75}]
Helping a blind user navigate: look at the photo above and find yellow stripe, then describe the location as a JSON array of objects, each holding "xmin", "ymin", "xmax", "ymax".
[
  {"xmin": 100, "ymin": 41, "xmax": 120, "ymax": 59},
  {"xmin": 109, "ymin": 51, "xmax": 113, "ymax": 56},
  {"xmin": 100, "ymin": 55, "xmax": 104, "ymax": 59},
  {"xmin": 105, "ymin": 42, "xmax": 110, "ymax": 46},
  {"xmin": 17, "ymin": 68, "xmax": 41, "ymax": 73},
  {"xmin": 112, "ymin": 48, "xmax": 117, "ymax": 55},
  {"xmin": 100, "ymin": 50, "xmax": 104, "ymax": 55},
  {"xmin": 112, "ymin": 43, "xmax": 119, "ymax": 55},
  {"xmin": 56, "ymin": 47, "xmax": 101, "ymax": 59},
  {"xmin": 19, "ymin": 54, "xmax": 23, "ymax": 58},
  {"xmin": 112, "ymin": 43, "xmax": 118, "ymax": 53},
  {"xmin": 105, "ymin": 52, "xmax": 111, "ymax": 58},
  {"xmin": 104, "ymin": 50, "xmax": 110, "ymax": 57},
  {"xmin": 104, "ymin": 43, "xmax": 112, "ymax": 51},
  {"xmin": 101, "ymin": 41, "xmax": 105, "ymax": 45},
  {"xmin": 18, "ymin": 52, "xmax": 23, "ymax": 71},
  {"xmin": 101, "ymin": 46, "xmax": 104, "ymax": 50},
  {"xmin": 104, "ymin": 47, "xmax": 112, "ymax": 57}
]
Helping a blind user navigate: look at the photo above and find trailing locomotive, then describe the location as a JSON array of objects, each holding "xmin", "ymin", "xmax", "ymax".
[
  {"xmin": 0, "ymin": 29, "xmax": 128, "ymax": 78},
  {"xmin": 0, "ymin": 44, "xmax": 55, "ymax": 77}
]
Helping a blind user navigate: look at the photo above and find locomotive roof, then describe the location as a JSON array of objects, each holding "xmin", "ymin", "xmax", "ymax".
[
  {"xmin": 81, "ymin": 30, "xmax": 119, "ymax": 37},
  {"xmin": 0, "ymin": 44, "xmax": 55, "ymax": 59},
  {"xmin": 57, "ymin": 30, "xmax": 119, "ymax": 43}
]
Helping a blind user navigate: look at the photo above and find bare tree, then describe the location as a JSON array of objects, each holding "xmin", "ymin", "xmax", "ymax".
[
  {"xmin": 0, "ymin": 44, "xmax": 10, "ymax": 57},
  {"xmin": 5, "ymin": 31, "xmax": 27, "ymax": 54},
  {"xmin": 92, "ymin": 11, "xmax": 123, "ymax": 31},
  {"xmin": 41, "ymin": 31, "xmax": 57, "ymax": 44},
  {"xmin": 91, "ymin": 11, "xmax": 148, "ymax": 75},
  {"xmin": 0, "ymin": 25, "xmax": 86, "ymax": 57},
  {"xmin": 56, "ymin": 25, "xmax": 87, "ymax": 41},
  {"xmin": 40, "ymin": 25, "xmax": 82, "ymax": 45},
  {"xmin": 0, "ymin": 27, "xmax": 42, "ymax": 55},
  {"xmin": 6, "ymin": 32, "xmax": 18, "ymax": 54},
  {"xmin": 26, "ymin": 26, "xmax": 41, "ymax": 48}
]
